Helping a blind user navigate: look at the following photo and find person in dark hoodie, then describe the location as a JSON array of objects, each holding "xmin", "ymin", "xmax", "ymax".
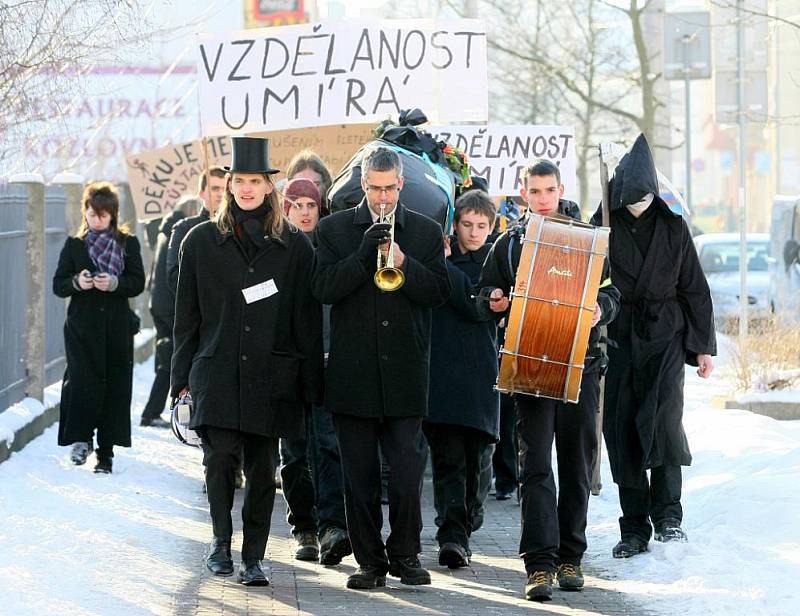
[
  {"xmin": 480, "ymin": 160, "xmax": 620, "ymax": 602},
  {"xmin": 140, "ymin": 196, "xmax": 201, "ymax": 428},
  {"xmin": 425, "ymin": 189, "xmax": 499, "ymax": 570},
  {"xmin": 589, "ymin": 134, "xmax": 716, "ymax": 560}
]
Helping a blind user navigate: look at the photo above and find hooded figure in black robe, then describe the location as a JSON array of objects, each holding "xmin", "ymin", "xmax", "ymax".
[{"xmin": 590, "ymin": 134, "xmax": 716, "ymax": 557}]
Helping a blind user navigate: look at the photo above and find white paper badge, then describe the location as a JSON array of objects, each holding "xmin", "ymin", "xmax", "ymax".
[{"xmin": 242, "ymin": 279, "xmax": 278, "ymax": 304}]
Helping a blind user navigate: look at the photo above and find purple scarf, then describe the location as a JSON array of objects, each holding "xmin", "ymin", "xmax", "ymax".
[{"xmin": 86, "ymin": 229, "xmax": 125, "ymax": 277}]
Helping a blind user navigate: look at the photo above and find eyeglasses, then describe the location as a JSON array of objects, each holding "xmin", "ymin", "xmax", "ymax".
[{"xmin": 365, "ymin": 184, "xmax": 400, "ymax": 195}]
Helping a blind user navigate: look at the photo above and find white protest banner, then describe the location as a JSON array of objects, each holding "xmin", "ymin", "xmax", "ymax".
[
  {"xmin": 428, "ymin": 125, "xmax": 577, "ymax": 198},
  {"xmin": 195, "ymin": 20, "xmax": 488, "ymax": 136},
  {"xmin": 125, "ymin": 137, "xmax": 231, "ymax": 220}
]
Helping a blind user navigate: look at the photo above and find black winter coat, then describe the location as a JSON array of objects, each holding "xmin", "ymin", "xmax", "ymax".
[
  {"xmin": 426, "ymin": 240, "xmax": 499, "ymax": 440},
  {"xmin": 312, "ymin": 201, "xmax": 451, "ymax": 418},
  {"xmin": 480, "ymin": 200, "xmax": 621, "ymax": 375},
  {"xmin": 167, "ymin": 208, "xmax": 210, "ymax": 296},
  {"xmin": 591, "ymin": 204, "xmax": 716, "ymax": 487},
  {"xmin": 589, "ymin": 133, "xmax": 716, "ymax": 487},
  {"xmin": 170, "ymin": 220, "xmax": 324, "ymax": 438},
  {"xmin": 148, "ymin": 209, "xmax": 185, "ymax": 320},
  {"xmin": 53, "ymin": 234, "xmax": 145, "ymax": 446}
]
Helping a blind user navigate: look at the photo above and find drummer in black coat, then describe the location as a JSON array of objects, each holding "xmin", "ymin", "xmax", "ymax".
[
  {"xmin": 312, "ymin": 146, "xmax": 450, "ymax": 590},
  {"xmin": 480, "ymin": 160, "xmax": 620, "ymax": 602},
  {"xmin": 171, "ymin": 137, "xmax": 323, "ymax": 587},
  {"xmin": 424, "ymin": 190, "xmax": 499, "ymax": 569}
]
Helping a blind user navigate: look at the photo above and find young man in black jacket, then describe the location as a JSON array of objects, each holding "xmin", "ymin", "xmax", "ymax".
[
  {"xmin": 480, "ymin": 160, "xmax": 620, "ymax": 602},
  {"xmin": 425, "ymin": 190, "xmax": 499, "ymax": 569}
]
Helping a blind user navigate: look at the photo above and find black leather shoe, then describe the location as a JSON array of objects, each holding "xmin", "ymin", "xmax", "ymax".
[
  {"xmin": 438, "ymin": 543, "xmax": 469, "ymax": 569},
  {"xmin": 347, "ymin": 565, "xmax": 387, "ymax": 589},
  {"xmin": 389, "ymin": 556, "xmax": 431, "ymax": 585},
  {"xmin": 140, "ymin": 416, "xmax": 170, "ymax": 428},
  {"xmin": 238, "ymin": 560, "xmax": 268, "ymax": 586},
  {"xmin": 206, "ymin": 537, "xmax": 233, "ymax": 575},
  {"xmin": 294, "ymin": 530, "xmax": 319, "ymax": 561},
  {"xmin": 612, "ymin": 536, "xmax": 649, "ymax": 558},
  {"xmin": 654, "ymin": 518, "xmax": 688, "ymax": 543},
  {"xmin": 319, "ymin": 527, "xmax": 352, "ymax": 566},
  {"xmin": 525, "ymin": 570, "xmax": 554, "ymax": 601},
  {"xmin": 495, "ymin": 489, "xmax": 514, "ymax": 501},
  {"xmin": 93, "ymin": 455, "xmax": 113, "ymax": 474}
]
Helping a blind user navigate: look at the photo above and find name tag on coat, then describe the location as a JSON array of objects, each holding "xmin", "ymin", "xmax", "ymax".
[{"xmin": 242, "ymin": 279, "xmax": 278, "ymax": 304}]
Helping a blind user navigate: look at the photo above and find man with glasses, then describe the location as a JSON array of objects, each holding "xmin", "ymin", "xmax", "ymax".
[{"xmin": 312, "ymin": 147, "xmax": 450, "ymax": 590}]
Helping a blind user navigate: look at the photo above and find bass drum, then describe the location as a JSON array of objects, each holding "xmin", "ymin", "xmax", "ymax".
[
  {"xmin": 328, "ymin": 138, "xmax": 455, "ymax": 232},
  {"xmin": 497, "ymin": 213, "xmax": 609, "ymax": 403}
]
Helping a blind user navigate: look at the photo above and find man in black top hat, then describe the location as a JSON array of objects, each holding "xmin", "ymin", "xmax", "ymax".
[
  {"xmin": 171, "ymin": 136, "xmax": 323, "ymax": 587},
  {"xmin": 312, "ymin": 146, "xmax": 450, "ymax": 590}
]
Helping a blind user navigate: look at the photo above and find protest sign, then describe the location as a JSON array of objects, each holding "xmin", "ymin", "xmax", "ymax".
[
  {"xmin": 126, "ymin": 124, "xmax": 374, "ymax": 220},
  {"xmin": 195, "ymin": 20, "xmax": 488, "ymax": 136},
  {"xmin": 125, "ymin": 137, "xmax": 230, "ymax": 220},
  {"xmin": 429, "ymin": 125, "xmax": 577, "ymax": 198}
]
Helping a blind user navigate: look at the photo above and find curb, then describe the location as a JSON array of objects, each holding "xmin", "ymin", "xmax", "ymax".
[
  {"xmin": 724, "ymin": 399, "xmax": 800, "ymax": 421},
  {"xmin": 0, "ymin": 331, "xmax": 155, "ymax": 465}
]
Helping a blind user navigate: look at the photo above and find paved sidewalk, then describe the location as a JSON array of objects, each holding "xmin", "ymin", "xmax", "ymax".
[{"xmin": 172, "ymin": 481, "xmax": 651, "ymax": 616}]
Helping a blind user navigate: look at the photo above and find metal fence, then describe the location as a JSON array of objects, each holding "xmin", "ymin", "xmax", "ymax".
[
  {"xmin": 0, "ymin": 180, "xmax": 153, "ymax": 414},
  {"xmin": 0, "ymin": 183, "xmax": 30, "ymax": 412},
  {"xmin": 44, "ymin": 187, "xmax": 68, "ymax": 385}
]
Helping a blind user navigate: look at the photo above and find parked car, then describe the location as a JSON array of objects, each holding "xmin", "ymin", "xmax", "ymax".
[
  {"xmin": 694, "ymin": 233, "xmax": 771, "ymax": 331},
  {"xmin": 768, "ymin": 196, "xmax": 800, "ymax": 321}
]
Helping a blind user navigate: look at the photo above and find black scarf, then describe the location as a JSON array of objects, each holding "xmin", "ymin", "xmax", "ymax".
[{"xmin": 232, "ymin": 200, "xmax": 270, "ymax": 261}]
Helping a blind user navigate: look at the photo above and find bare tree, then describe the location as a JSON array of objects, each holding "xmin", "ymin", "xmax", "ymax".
[{"xmin": 0, "ymin": 0, "xmax": 182, "ymax": 168}]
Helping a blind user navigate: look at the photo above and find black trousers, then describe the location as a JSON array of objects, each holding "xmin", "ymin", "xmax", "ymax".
[
  {"xmin": 141, "ymin": 313, "xmax": 173, "ymax": 420},
  {"xmin": 618, "ymin": 465, "xmax": 683, "ymax": 542},
  {"xmin": 425, "ymin": 423, "xmax": 493, "ymax": 550},
  {"xmin": 493, "ymin": 393, "xmax": 519, "ymax": 493},
  {"xmin": 334, "ymin": 414, "xmax": 427, "ymax": 570},
  {"xmin": 517, "ymin": 371, "xmax": 600, "ymax": 572},
  {"xmin": 201, "ymin": 426, "xmax": 280, "ymax": 562},
  {"xmin": 279, "ymin": 407, "xmax": 316, "ymax": 535}
]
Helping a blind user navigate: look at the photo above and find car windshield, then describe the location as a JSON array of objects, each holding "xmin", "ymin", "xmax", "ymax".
[{"xmin": 699, "ymin": 241, "xmax": 770, "ymax": 274}]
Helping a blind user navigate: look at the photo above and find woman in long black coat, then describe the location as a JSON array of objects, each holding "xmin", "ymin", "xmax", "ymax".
[
  {"xmin": 53, "ymin": 181, "xmax": 145, "ymax": 474},
  {"xmin": 170, "ymin": 137, "xmax": 323, "ymax": 587}
]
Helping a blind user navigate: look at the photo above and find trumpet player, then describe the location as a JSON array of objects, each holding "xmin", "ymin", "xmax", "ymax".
[{"xmin": 312, "ymin": 147, "xmax": 450, "ymax": 590}]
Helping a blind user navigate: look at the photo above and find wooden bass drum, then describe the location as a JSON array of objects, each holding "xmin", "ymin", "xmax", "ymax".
[{"xmin": 497, "ymin": 214, "xmax": 609, "ymax": 403}]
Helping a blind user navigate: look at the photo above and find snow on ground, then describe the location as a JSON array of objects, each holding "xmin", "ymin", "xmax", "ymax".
[
  {"xmin": 0, "ymin": 336, "xmax": 799, "ymax": 615},
  {"xmin": 585, "ymin": 336, "xmax": 800, "ymax": 616}
]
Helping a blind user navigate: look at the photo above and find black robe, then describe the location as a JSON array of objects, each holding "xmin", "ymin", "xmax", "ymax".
[
  {"xmin": 53, "ymin": 234, "xmax": 145, "ymax": 447},
  {"xmin": 591, "ymin": 134, "xmax": 716, "ymax": 488}
]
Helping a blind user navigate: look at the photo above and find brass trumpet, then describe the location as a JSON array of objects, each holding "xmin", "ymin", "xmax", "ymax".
[{"xmin": 374, "ymin": 204, "xmax": 405, "ymax": 292}]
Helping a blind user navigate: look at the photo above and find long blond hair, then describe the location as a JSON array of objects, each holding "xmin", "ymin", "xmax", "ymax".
[{"xmin": 214, "ymin": 172, "xmax": 284, "ymax": 240}]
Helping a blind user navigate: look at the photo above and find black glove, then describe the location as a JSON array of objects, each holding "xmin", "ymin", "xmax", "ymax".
[{"xmin": 357, "ymin": 222, "xmax": 391, "ymax": 263}]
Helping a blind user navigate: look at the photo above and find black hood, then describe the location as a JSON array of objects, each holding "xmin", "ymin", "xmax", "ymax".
[{"xmin": 609, "ymin": 133, "xmax": 660, "ymax": 211}]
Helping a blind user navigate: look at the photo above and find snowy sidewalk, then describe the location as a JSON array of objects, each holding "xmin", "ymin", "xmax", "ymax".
[{"xmin": 1, "ymin": 347, "xmax": 799, "ymax": 615}]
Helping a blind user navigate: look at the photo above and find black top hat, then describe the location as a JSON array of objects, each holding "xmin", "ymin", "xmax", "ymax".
[{"xmin": 226, "ymin": 137, "xmax": 280, "ymax": 174}]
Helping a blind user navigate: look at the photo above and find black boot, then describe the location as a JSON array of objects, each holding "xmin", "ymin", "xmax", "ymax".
[
  {"xmin": 612, "ymin": 536, "xmax": 649, "ymax": 558},
  {"xmin": 346, "ymin": 565, "xmax": 387, "ymax": 590},
  {"xmin": 319, "ymin": 527, "xmax": 352, "ymax": 566},
  {"xmin": 70, "ymin": 442, "xmax": 92, "ymax": 466},
  {"xmin": 438, "ymin": 543, "xmax": 469, "ymax": 569},
  {"xmin": 388, "ymin": 556, "xmax": 431, "ymax": 585},
  {"xmin": 206, "ymin": 537, "xmax": 233, "ymax": 575},
  {"xmin": 93, "ymin": 449, "xmax": 113, "ymax": 474},
  {"xmin": 238, "ymin": 560, "xmax": 268, "ymax": 586},
  {"xmin": 654, "ymin": 519, "xmax": 688, "ymax": 543}
]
